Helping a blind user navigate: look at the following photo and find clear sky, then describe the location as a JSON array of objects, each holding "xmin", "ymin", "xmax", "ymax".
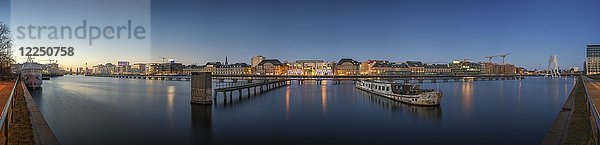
[{"xmin": 2, "ymin": 0, "xmax": 600, "ymax": 70}]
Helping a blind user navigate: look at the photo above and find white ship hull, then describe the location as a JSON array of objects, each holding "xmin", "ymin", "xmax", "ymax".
[
  {"xmin": 22, "ymin": 73, "xmax": 42, "ymax": 89},
  {"xmin": 20, "ymin": 59, "xmax": 43, "ymax": 90},
  {"xmin": 356, "ymin": 80, "xmax": 442, "ymax": 106}
]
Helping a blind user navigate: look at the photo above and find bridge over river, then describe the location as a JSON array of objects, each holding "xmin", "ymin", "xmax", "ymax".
[{"xmin": 102, "ymin": 74, "xmax": 525, "ymax": 84}]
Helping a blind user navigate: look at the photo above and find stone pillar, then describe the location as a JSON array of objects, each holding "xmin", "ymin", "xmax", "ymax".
[{"xmin": 191, "ymin": 72, "xmax": 212, "ymax": 104}]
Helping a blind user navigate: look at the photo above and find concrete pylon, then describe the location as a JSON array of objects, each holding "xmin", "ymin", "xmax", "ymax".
[{"xmin": 191, "ymin": 72, "xmax": 212, "ymax": 104}]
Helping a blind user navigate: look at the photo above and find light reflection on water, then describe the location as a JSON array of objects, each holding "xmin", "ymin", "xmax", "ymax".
[
  {"xmin": 321, "ymin": 80, "xmax": 327, "ymax": 114},
  {"xmin": 31, "ymin": 76, "xmax": 574, "ymax": 145},
  {"xmin": 461, "ymin": 82, "xmax": 473, "ymax": 113}
]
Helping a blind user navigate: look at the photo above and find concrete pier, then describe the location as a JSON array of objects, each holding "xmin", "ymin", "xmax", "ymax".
[
  {"xmin": 214, "ymin": 80, "xmax": 288, "ymax": 103},
  {"xmin": 191, "ymin": 72, "xmax": 212, "ymax": 105}
]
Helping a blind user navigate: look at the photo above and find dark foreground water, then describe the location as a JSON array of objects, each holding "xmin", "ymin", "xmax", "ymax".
[{"xmin": 31, "ymin": 75, "xmax": 575, "ymax": 145}]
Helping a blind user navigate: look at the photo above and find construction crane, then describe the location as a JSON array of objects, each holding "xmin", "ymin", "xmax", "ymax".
[
  {"xmin": 158, "ymin": 56, "xmax": 167, "ymax": 63},
  {"xmin": 485, "ymin": 53, "xmax": 511, "ymax": 64}
]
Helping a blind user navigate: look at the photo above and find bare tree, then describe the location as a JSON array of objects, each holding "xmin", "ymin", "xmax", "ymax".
[{"xmin": 0, "ymin": 22, "xmax": 14, "ymax": 76}]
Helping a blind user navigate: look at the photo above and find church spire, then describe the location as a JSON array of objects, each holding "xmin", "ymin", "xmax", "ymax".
[{"xmin": 225, "ymin": 56, "xmax": 228, "ymax": 65}]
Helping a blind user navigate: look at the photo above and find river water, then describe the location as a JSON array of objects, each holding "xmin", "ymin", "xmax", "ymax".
[{"xmin": 30, "ymin": 75, "xmax": 575, "ymax": 145}]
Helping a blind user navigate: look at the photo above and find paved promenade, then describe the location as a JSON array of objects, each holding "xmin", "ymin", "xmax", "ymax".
[{"xmin": 0, "ymin": 81, "xmax": 15, "ymax": 112}]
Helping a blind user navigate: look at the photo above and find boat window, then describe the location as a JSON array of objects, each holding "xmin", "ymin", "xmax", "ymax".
[{"xmin": 386, "ymin": 87, "xmax": 389, "ymax": 91}]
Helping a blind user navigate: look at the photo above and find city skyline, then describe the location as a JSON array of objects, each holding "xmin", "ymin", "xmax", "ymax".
[{"xmin": 1, "ymin": 0, "xmax": 599, "ymax": 70}]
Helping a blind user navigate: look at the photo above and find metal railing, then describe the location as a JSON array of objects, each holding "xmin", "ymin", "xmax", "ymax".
[
  {"xmin": 583, "ymin": 76, "xmax": 600, "ymax": 145},
  {"xmin": 0, "ymin": 76, "xmax": 18, "ymax": 145}
]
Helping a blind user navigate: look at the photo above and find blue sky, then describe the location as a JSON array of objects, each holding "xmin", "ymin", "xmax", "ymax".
[{"xmin": 2, "ymin": 0, "xmax": 600, "ymax": 69}]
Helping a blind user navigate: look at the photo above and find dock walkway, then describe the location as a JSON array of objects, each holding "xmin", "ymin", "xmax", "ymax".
[{"xmin": 214, "ymin": 80, "xmax": 288, "ymax": 103}]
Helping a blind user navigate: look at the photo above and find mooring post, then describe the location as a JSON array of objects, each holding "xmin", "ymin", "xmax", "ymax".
[{"xmin": 191, "ymin": 72, "xmax": 212, "ymax": 105}]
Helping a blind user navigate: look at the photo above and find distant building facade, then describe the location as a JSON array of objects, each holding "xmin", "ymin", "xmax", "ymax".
[
  {"xmin": 149, "ymin": 61, "xmax": 184, "ymax": 75},
  {"xmin": 334, "ymin": 58, "xmax": 360, "ymax": 76},
  {"xmin": 406, "ymin": 61, "xmax": 425, "ymax": 74},
  {"xmin": 182, "ymin": 62, "xmax": 250, "ymax": 75},
  {"xmin": 251, "ymin": 55, "xmax": 265, "ymax": 67},
  {"xmin": 360, "ymin": 60, "xmax": 410, "ymax": 75},
  {"xmin": 287, "ymin": 60, "xmax": 333, "ymax": 76},
  {"xmin": 131, "ymin": 63, "xmax": 147, "ymax": 74},
  {"xmin": 587, "ymin": 44, "xmax": 600, "ymax": 75},
  {"xmin": 255, "ymin": 59, "xmax": 287, "ymax": 75},
  {"xmin": 480, "ymin": 62, "xmax": 516, "ymax": 75},
  {"xmin": 450, "ymin": 60, "xmax": 481, "ymax": 76},
  {"xmin": 424, "ymin": 64, "xmax": 452, "ymax": 75}
]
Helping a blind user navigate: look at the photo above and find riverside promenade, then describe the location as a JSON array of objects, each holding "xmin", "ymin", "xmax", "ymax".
[
  {"xmin": 0, "ymin": 81, "xmax": 14, "ymax": 118},
  {"xmin": 0, "ymin": 79, "xmax": 59, "ymax": 145},
  {"xmin": 542, "ymin": 76, "xmax": 598, "ymax": 145}
]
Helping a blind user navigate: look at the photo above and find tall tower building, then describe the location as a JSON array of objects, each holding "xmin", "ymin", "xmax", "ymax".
[
  {"xmin": 251, "ymin": 55, "xmax": 265, "ymax": 67},
  {"xmin": 587, "ymin": 44, "xmax": 600, "ymax": 75}
]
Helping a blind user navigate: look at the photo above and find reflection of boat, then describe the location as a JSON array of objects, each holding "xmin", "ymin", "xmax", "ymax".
[
  {"xmin": 20, "ymin": 57, "xmax": 43, "ymax": 89},
  {"xmin": 356, "ymin": 80, "xmax": 442, "ymax": 106},
  {"xmin": 358, "ymin": 90, "xmax": 441, "ymax": 121}
]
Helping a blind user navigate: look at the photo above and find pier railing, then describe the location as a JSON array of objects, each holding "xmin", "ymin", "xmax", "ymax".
[
  {"xmin": 0, "ymin": 77, "xmax": 18, "ymax": 145},
  {"xmin": 583, "ymin": 77, "xmax": 600, "ymax": 144}
]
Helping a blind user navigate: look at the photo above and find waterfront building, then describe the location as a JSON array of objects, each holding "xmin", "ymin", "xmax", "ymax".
[
  {"xmin": 360, "ymin": 60, "xmax": 384, "ymax": 75},
  {"xmin": 495, "ymin": 64, "xmax": 516, "ymax": 74},
  {"xmin": 334, "ymin": 58, "xmax": 360, "ymax": 76},
  {"xmin": 480, "ymin": 62, "xmax": 516, "ymax": 75},
  {"xmin": 148, "ymin": 61, "xmax": 184, "ymax": 75},
  {"xmin": 566, "ymin": 67, "xmax": 579, "ymax": 74},
  {"xmin": 516, "ymin": 67, "xmax": 526, "ymax": 75},
  {"xmin": 116, "ymin": 60, "xmax": 131, "ymax": 74},
  {"xmin": 251, "ymin": 55, "xmax": 265, "ymax": 67},
  {"xmin": 406, "ymin": 61, "xmax": 425, "ymax": 74},
  {"xmin": 287, "ymin": 60, "xmax": 333, "ymax": 76},
  {"xmin": 214, "ymin": 63, "xmax": 251, "ymax": 75},
  {"xmin": 91, "ymin": 64, "xmax": 104, "ymax": 75},
  {"xmin": 424, "ymin": 64, "xmax": 452, "ymax": 75},
  {"xmin": 131, "ymin": 63, "xmax": 147, "ymax": 75},
  {"xmin": 182, "ymin": 62, "xmax": 251, "ymax": 75},
  {"xmin": 361, "ymin": 60, "xmax": 410, "ymax": 75},
  {"xmin": 41, "ymin": 63, "xmax": 62, "ymax": 76},
  {"xmin": 286, "ymin": 62, "xmax": 303, "ymax": 75},
  {"xmin": 182, "ymin": 65, "xmax": 205, "ymax": 75},
  {"xmin": 91, "ymin": 63, "xmax": 116, "ymax": 75},
  {"xmin": 480, "ymin": 62, "xmax": 493, "ymax": 74},
  {"xmin": 254, "ymin": 59, "xmax": 287, "ymax": 75},
  {"xmin": 450, "ymin": 60, "xmax": 481, "ymax": 76},
  {"xmin": 117, "ymin": 61, "xmax": 129, "ymax": 67},
  {"xmin": 587, "ymin": 44, "xmax": 600, "ymax": 75}
]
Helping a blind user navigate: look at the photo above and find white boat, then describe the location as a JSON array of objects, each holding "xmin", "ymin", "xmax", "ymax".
[
  {"xmin": 20, "ymin": 57, "xmax": 43, "ymax": 89},
  {"xmin": 356, "ymin": 80, "xmax": 442, "ymax": 106}
]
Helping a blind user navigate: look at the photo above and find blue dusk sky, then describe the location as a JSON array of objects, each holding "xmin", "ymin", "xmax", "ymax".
[{"xmin": 2, "ymin": 0, "xmax": 600, "ymax": 69}]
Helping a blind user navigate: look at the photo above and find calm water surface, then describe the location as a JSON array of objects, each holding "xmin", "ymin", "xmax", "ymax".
[{"xmin": 31, "ymin": 76, "xmax": 575, "ymax": 145}]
